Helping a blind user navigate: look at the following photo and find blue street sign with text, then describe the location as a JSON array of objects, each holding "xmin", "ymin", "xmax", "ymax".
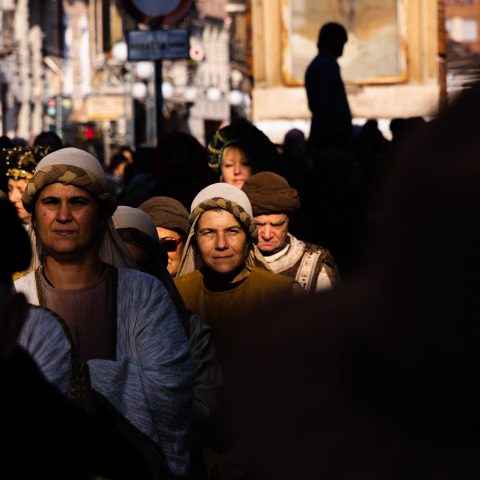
[{"xmin": 127, "ymin": 29, "xmax": 189, "ymax": 61}]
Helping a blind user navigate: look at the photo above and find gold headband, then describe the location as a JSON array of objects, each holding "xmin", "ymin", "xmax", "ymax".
[{"xmin": 6, "ymin": 168, "xmax": 33, "ymax": 181}]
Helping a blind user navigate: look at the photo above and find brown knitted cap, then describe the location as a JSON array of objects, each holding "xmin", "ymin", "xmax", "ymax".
[
  {"xmin": 242, "ymin": 171, "xmax": 301, "ymax": 215},
  {"xmin": 138, "ymin": 196, "xmax": 190, "ymax": 236}
]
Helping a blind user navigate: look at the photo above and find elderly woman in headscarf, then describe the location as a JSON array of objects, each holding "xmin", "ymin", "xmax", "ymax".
[
  {"xmin": 174, "ymin": 182, "xmax": 302, "ymax": 478},
  {"xmin": 207, "ymin": 118, "xmax": 279, "ymax": 188},
  {"xmin": 14, "ymin": 147, "xmax": 194, "ymax": 478},
  {"xmin": 175, "ymin": 182, "xmax": 302, "ymax": 343},
  {"xmin": 139, "ymin": 196, "xmax": 190, "ymax": 276}
]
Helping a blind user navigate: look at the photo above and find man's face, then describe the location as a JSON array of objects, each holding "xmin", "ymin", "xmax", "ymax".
[
  {"xmin": 8, "ymin": 178, "xmax": 31, "ymax": 224},
  {"xmin": 34, "ymin": 183, "xmax": 101, "ymax": 260},
  {"xmin": 255, "ymin": 213, "xmax": 289, "ymax": 255},
  {"xmin": 196, "ymin": 209, "xmax": 248, "ymax": 276}
]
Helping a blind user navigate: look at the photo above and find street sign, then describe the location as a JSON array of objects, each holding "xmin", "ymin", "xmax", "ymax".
[{"xmin": 127, "ymin": 29, "xmax": 189, "ymax": 61}]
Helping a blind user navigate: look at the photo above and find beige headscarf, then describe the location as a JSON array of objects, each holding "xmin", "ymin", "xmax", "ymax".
[
  {"xmin": 176, "ymin": 182, "xmax": 269, "ymax": 277},
  {"xmin": 22, "ymin": 147, "xmax": 135, "ymax": 270}
]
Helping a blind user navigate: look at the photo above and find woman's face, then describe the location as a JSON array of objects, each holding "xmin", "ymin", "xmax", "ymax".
[
  {"xmin": 220, "ymin": 146, "xmax": 253, "ymax": 188},
  {"xmin": 156, "ymin": 226, "xmax": 185, "ymax": 276},
  {"xmin": 8, "ymin": 178, "xmax": 31, "ymax": 224}
]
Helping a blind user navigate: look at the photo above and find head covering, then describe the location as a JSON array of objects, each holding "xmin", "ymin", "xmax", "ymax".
[
  {"xmin": 176, "ymin": 182, "xmax": 269, "ymax": 277},
  {"xmin": 22, "ymin": 147, "xmax": 134, "ymax": 270},
  {"xmin": 207, "ymin": 118, "xmax": 278, "ymax": 176},
  {"xmin": 139, "ymin": 196, "xmax": 190, "ymax": 236},
  {"xmin": 191, "ymin": 182, "xmax": 254, "ymax": 217},
  {"xmin": 242, "ymin": 171, "xmax": 301, "ymax": 216},
  {"xmin": 22, "ymin": 147, "xmax": 116, "ymax": 214},
  {"xmin": 1, "ymin": 145, "xmax": 50, "ymax": 181},
  {"xmin": 113, "ymin": 206, "xmax": 168, "ymax": 269},
  {"xmin": 113, "ymin": 206, "xmax": 159, "ymax": 243}
]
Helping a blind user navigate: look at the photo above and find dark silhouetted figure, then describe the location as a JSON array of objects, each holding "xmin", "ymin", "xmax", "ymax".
[
  {"xmin": 220, "ymin": 82, "xmax": 480, "ymax": 479},
  {"xmin": 33, "ymin": 130, "xmax": 63, "ymax": 151},
  {"xmin": 305, "ymin": 22, "xmax": 352, "ymax": 153}
]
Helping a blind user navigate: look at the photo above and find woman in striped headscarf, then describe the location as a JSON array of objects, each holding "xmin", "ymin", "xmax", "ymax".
[
  {"xmin": 15, "ymin": 147, "xmax": 194, "ymax": 478},
  {"xmin": 175, "ymin": 182, "xmax": 302, "ymax": 343},
  {"xmin": 174, "ymin": 182, "xmax": 302, "ymax": 478}
]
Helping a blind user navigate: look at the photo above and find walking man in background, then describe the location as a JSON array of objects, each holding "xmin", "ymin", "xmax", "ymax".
[{"xmin": 305, "ymin": 22, "xmax": 353, "ymax": 152}]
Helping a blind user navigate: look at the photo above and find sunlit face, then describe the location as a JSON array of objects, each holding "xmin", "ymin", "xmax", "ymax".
[
  {"xmin": 8, "ymin": 178, "xmax": 31, "ymax": 224},
  {"xmin": 221, "ymin": 146, "xmax": 253, "ymax": 188},
  {"xmin": 254, "ymin": 213, "xmax": 289, "ymax": 255},
  {"xmin": 34, "ymin": 183, "xmax": 101, "ymax": 261},
  {"xmin": 195, "ymin": 209, "xmax": 248, "ymax": 278},
  {"xmin": 156, "ymin": 226, "xmax": 184, "ymax": 276}
]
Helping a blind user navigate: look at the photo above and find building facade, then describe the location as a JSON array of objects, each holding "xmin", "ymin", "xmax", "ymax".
[{"xmin": 251, "ymin": 0, "xmax": 443, "ymax": 142}]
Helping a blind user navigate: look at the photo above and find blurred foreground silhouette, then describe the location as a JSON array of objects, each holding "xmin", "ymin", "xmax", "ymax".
[{"xmin": 218, "ymin": 84, "xmax": 480, "ymax": 479}]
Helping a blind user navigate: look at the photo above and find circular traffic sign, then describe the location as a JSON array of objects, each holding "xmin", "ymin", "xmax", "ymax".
[{"xmin": 122, "ymin": 0, "xmax": 192, "ymax": 26}]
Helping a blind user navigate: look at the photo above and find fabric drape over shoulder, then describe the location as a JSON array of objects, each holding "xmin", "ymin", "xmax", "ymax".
[{"xmin": 15, "ymin": 267, "xmax": 194, "ymax": 477}]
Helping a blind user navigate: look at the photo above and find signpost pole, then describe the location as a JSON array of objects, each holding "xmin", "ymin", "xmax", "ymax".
[{"xmin": 154, "ymin": 59, "xmax": 164, "ymax": 144}]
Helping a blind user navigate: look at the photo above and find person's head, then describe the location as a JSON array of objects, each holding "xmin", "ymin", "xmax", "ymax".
[
  {"xmin": 33, "ymin": 131, "xmax": 63, "ymax": 151},
  {"xmin": 283, "ymin": 128, "xmax": 307, "ymax": 158},
  {"xmin": 119, "ymin": 145, "xmax": 134, "ymax": 164},
  {"xmin": 317, "ymin": 22, "xmax": 348, "ymax": 58},
  {"xmin": 108, "ymin": 153, "xmax": 129, "ymax": 178},
  {"xmin": 21, "ymin": 147, "xmax": 134, "ymax": 269},
  {"xmin": 139, "ymin": 196, "xmax": 189, "ymax": 276},
  {"xmin": 177, "ymin": 183, "xmax": 266, "ymax": 282},
  {"xmin": 242, "ymin": 172, "xmax": 301, "ymax": 255},
  {"xmin": 112, "ymin": 206, "xmax": 168, "ymax": 275},
  {"xmin": 208, "ymin": 118, "xmax": 278, "ymax": 188},
  {"xmin": 1, "ymin": 146, "xmax": 51, "ymax": 224}
]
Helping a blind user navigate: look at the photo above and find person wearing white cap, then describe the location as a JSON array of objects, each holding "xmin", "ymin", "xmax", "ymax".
[
  {"xmin": 174, "ymin": 183, "xmax": 301, "ymax": 477},
  {"xmin": 113, "ymin": 205, "xmax": 223, "ymax": 476},
  {"xmin": 175, "ymin": 183, "xmax": 301, "ymax": 329},
  {"xmin": 14, "ymin": 147, "xmax": 194, "ymax": 478}
]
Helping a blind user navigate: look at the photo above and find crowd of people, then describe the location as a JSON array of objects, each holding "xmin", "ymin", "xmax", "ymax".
[{"xmin": 2, "ymin": 20, "xmax": 480, "ymax": 480}]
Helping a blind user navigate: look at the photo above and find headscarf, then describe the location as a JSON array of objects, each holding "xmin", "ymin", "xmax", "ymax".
[
  {"xmin": 207, "ymin": 118, "xmax": 278, "ymax": 176},
  {"xmin": 112, "ymin": 205, "xmax": 190, "ymax": 334},
  {"xmin": 242, "ymin": 171, "xmax": 301, "ymax": 216},
  {"xmin": 22, "ymin": 147, "xmax": 135, "ymax": 270},
  {"xmin": 176, "ymin": 183, "xmax": 269, "ymax": 277},
  {"xmin": 113, "ymin": 205, "xmax": 169, "ymax": 270},
  {"xmin": 139, "ymin": 196, "xmax": 190, "ymax": 236}
]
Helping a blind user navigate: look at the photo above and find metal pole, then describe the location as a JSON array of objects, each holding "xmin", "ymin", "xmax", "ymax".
[{"xmin": 154, "ymin": 59, "xmax": 164, "ymax": 145}]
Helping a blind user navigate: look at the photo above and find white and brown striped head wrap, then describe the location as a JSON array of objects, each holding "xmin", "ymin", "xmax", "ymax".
[
  {"xmin": 176, "ymin": 183, "xmax": 270, "ymax": 277},
  {"xmin": 22, "ymin": 147, "xmax": 116, "ymax": 214},
  {"xmin": 22, "ymin": 147, "xmax": 135, "ymax": 270}
]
